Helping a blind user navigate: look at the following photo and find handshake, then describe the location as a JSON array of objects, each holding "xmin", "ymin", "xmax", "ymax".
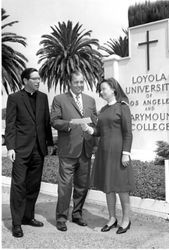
[
  {"xmin": 80, "ymin": 123, "xmax": 94, "ymax": 134},
  {"xmin": 70, "ymin": 117, "xmax": 94, "ymax": 135}
]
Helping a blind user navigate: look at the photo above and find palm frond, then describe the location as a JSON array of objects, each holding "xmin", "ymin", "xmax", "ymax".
[
  {"xmin": 1, "ymin": 8, "xmax": 28, "ymax": 94},
  {"xmin": 100, "ymin": 29, "xmax": 128, "ymax": 57},
  {"xmin": 37, "ymin": 21, "xmax": 103, "ymax": 92}
]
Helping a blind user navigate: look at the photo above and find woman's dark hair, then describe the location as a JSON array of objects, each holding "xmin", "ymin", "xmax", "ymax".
[
  {"xmin": 100, "ymin": 78, "xmax": 118, "ymax": 96},
  {"xmin": 99, "ymin": 77, "xmax": 129, "ymax": 104},
  {"xmin": 21, "ymin": 68, "xmax": 38, "ymax": 84}
]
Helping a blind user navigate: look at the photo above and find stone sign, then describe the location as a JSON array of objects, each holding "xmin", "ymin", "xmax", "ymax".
[{"xmin": 104, "ymin": 19, "xmax": 169, "ymax": 160}]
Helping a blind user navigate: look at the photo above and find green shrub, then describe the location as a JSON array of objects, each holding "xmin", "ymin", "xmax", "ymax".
[
  {"xmin": 1, "ymin": 156, "xmax": 165, "ymax": 200},
  {"xmin": 154, "ymin": 141, "xmax": 169, "ymax": 165},
  {"xmin": 1, "ymin": 156, "xmax": 59, "ymax": 184},
  {"xmin": 42, "ymin": 156, "xmax": 59, "ymax": 183},
  {"xmin": 131, "ymin": 160, "xmax": 165, "ymax": 200}
]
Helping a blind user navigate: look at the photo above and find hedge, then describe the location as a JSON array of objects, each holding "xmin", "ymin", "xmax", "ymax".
[{"xmin": 1, "ymin": 155, "xmax": 165, "ymax": 201}]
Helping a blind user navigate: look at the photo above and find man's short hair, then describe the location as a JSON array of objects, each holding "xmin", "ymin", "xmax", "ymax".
[{"xmin": 21, "ymin": 68, "xmax": 38, "ymax": 84}]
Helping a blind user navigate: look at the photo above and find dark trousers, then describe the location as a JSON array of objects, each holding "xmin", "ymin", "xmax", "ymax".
[
  {"xmin": 10, "ymin": 144, "xmax": 44, "ymax": 226},
  {"xmin": 56, "ymin": 147, "xmax": 91, "ymax": 222}
]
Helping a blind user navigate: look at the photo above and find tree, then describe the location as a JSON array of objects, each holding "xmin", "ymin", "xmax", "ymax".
[
  {"xmin": 36, "ymin": 20, "xmax": 103, "ymax": 92},
  {"xmin": 154, "ymin": 140, "xmax": 169, "ymax": 165},
  {"xmin": 128, "ymin": 0, "xmax": 169, "ymax": 27},
  {"xmin": 100, "ymin": 1, "xmax": 169, "ymax": 58},
  {"xmin": 2, "ymin": 8, "xmax": 28, "ymax": 94},
  {"xmin": 99, "ymin": 29, "xmax": 128, "ymax": 57}
]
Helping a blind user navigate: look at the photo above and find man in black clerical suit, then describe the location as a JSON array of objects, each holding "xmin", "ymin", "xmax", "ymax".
[{"xmin": 5, "ymin": 68, "xmax": 53, "ymax": 238}]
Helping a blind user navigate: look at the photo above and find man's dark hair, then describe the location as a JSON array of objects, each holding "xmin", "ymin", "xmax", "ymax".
[{"xmin": 21, "ymin": 68, "xmax": 38, "ymax": 84}]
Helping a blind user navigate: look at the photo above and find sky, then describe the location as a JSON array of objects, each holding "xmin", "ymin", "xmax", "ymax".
[
  {"xmin": 2, "ymin": 0, "xmax": 157, "ymax": 67},
  {"xmin": 2, "ymin": 0, "xmax": 157, "ymax": 107}
]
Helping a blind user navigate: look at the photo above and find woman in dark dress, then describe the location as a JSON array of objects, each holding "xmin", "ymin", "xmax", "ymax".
[{"xmin": 81, "ymin": 77, "xmax": 134, "ymax": 234}]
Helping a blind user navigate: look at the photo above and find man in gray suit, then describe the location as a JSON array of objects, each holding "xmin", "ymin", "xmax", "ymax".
[{"xmin": 51, "ymin": 70, "xmax": 97, "ymax": 231}]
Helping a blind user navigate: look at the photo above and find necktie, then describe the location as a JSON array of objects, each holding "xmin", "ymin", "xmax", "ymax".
[{"xmin": 75, "ymin": 95, "xmax": 84, "ymax": 116}]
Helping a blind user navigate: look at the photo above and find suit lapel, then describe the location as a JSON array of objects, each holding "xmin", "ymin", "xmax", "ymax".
[
  {"xmin": 81, "ymin": 94, "xmax": 87, "ymax": 116},
  {"xmin": 66, "ymin": 92, "xmax": 83, "ymax": 117},
  {"xmin": 36, "ymin": 91, "xmax": 41, "ymax": 121},
  {"xmin": 21, "ymin": 90, "xmax": 35, "ymax": 122}
]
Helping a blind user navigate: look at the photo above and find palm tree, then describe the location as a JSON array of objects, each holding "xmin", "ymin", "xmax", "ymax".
[
  {"xmin": 100, "ymin": 29, "xmax": 128, "ymax": 57},
  {"xmin": 2, "ymin": 8, "xmax": 28, "ymax": 94},
  {"xmin": 36, "ymin": 21, "xmax": 103, "ymax": 92}
]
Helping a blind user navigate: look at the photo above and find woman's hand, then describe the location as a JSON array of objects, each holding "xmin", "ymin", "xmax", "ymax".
[
  {"xmin": 122, "ymin": 154, "xmax": 130, "ymax": 167},
  {"xmin": 81, "ymin": 124, "xmax": 94, "ymax": 134},
  {"xmin": 81, "ymin": 123, "xmax": 89, "ymax": 131}
]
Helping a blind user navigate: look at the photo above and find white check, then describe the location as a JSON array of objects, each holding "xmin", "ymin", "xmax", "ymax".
[{"xmin": 71, "ymin": 117, "xmax": 92, "ymax": 125}]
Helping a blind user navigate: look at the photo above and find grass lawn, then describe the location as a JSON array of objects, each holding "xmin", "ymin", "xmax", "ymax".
[{"xmin": 1, "ymin": 155, "xmax": 165, "ymax": 201}]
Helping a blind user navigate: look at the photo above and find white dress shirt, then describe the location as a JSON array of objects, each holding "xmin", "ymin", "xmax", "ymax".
[{"xmin": 70, "ymin": 90, "xmax": 83, "ymax": 109}]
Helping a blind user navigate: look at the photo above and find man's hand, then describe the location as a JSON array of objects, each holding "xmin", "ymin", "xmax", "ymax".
[
  {"xmin": 48, "ymin": 146, "xmax": 53, "ymax": 155},
  {"xmin": 8, "ymin": 149, "xmax": 16, "ymax": 162},
  {"xmin": 69, "ymin": 120, "xmax": 78, "ymax": 130}
]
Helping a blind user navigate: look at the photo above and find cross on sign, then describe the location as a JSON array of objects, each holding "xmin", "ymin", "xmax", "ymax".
[{"xmin": 138, "ymin": 30, "xmax": 158, "ymax": 71}]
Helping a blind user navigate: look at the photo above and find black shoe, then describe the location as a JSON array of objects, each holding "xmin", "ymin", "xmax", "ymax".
[
  {"xmin": 72, "ymin": 218, "xmax": 87, "ymax": 226},
  {"xmin": 12, "ymin": 225, "xmax": 23, "ymax": 238},
  {"xmin": 101, "ymin": 219, "xmax": 118, "ymax": 232},
  {"xmin": 56, "ymin": 221, "xmax": 67, "ymax": 231},
  {"xmin": 116, "ymin": 221, "xmax": 131, "ymax": 234},
  {"xmin": 22, "ymin": 218, "xmax": 44, "ymax": 227}
]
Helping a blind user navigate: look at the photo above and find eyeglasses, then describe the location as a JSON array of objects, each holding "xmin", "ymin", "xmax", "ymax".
[{"xmin": 29, "ymin": 77, "xmax": 41, "ymax": 81}]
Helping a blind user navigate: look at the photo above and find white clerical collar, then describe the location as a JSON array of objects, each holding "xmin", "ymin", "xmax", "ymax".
[
  {"xmin": 108, "ymin": 100, "xmax": 116, "ymax": 106},
  {"xmin": 24, "ymin": 88, "xmax": 35, "ymax": 95}
]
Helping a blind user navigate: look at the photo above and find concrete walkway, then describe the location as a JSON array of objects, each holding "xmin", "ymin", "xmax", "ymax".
[{"xmin": 2, "ymin": 186, "xmax": 169, "ymax": 249}]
